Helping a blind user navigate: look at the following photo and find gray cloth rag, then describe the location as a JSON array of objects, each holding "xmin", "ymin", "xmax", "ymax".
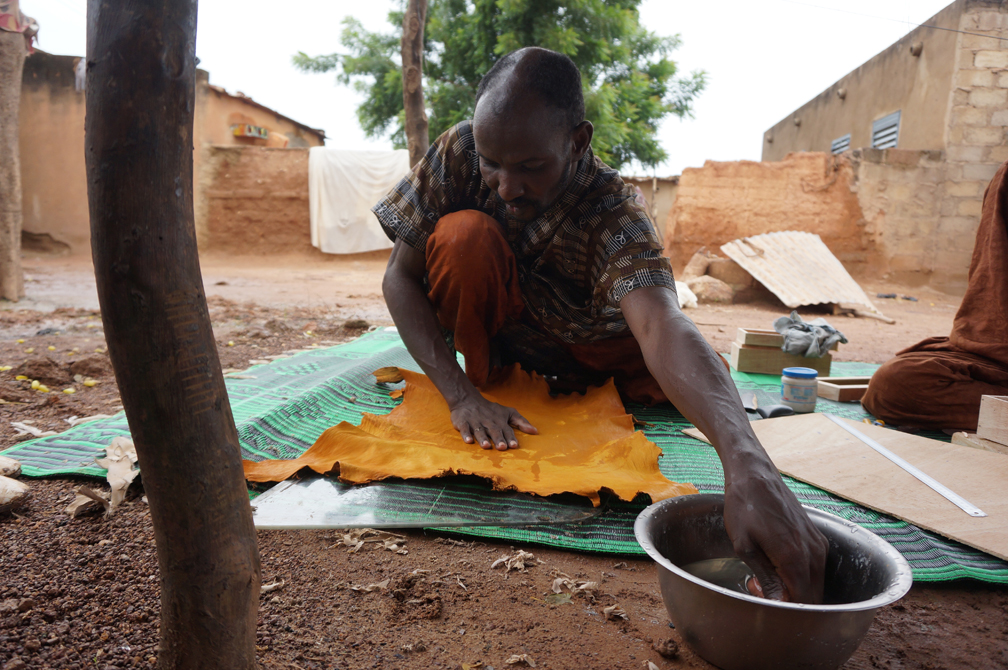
[{"xmin": 773, "ymin": 311, "xmax": 848, "ymax": 358}]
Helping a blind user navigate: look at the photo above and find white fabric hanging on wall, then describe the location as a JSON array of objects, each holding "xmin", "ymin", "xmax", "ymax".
[{"xmin": 308, "ymin": 147, "xmax": 411, "ymax": 254}]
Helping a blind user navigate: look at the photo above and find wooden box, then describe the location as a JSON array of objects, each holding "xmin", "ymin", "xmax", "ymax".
[
  {"xmin": 735, "ymin": 328, "xmax": 840, "ymax": 351},
  {"xmin": 817, "ymin": 376, "xmax": 872, "ymax": 403},
  {"xmin": 729, "ymin": 341, "xmax": 832, "ymax": 376},
  {"xmin": 736, "ymin": 328, "xmax": 785, "ymax": 348},
  {"xmin": 977, "ymin": 395, "xmax": 1008, "ymax": 447}
]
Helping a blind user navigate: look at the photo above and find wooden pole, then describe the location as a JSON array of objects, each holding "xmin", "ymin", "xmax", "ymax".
[
  {"xmin": 84, "ymin": 2, "xmax": 260, "ymax": 668},
  {"xmin": 401, "ymin": 0, "xmax": 429, "ymax": 167},
  {"xmin": 0, "ymin": 31, "xmax": 27, "ymax": 302}
]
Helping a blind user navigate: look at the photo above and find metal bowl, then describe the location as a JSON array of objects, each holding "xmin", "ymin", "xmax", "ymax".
[{"xmin": 634, "ymin": 494, "xmax": 912, "ymax": 670}]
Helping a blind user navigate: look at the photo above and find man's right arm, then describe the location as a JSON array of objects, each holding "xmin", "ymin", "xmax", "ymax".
[{"xmin": 382, "ymin": 240, "xmax": 536, "ymax": 450}]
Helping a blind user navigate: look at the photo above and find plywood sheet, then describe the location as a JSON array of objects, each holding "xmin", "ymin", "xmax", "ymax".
[
  {"xmin": 683, "ymin": 413, "xmax": 1008, "ymax": 561},
  {"xmin": 244, "ymin": 365, "xmax": 697, "ymax": 506}
]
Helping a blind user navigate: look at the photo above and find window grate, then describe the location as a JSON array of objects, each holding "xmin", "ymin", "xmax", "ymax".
[
  {"xmin": 831, "ymin": 134, "xmax": 851, "ymax": 154},
  {"xmin": 872, "ymin": 111, "xmax": 901, "ymax": 149}
]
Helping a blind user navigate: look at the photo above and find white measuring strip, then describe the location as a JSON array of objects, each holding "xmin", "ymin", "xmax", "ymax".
[{"xmin": 825, "ymin": 414, "xmax": 987, "ymax": 518}]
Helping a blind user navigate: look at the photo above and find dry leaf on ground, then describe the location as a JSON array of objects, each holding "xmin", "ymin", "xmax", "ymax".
[
  {"xmin": 261, "ymin": 579, "xmax": 285, "ymax": 594},
  {"xmin": 603, "ymin": 604, "xmax": 628, "ymax": 620},
  {"xmin": 66, "ymin": 485, "xmax": 111, "ymax": 518},
  {"xmin": 350, "ymin": 578, "xmax": 390, "ymax": 593},
  {"xmin": 544, "ymin": 592, "xmax": 572, "ymax": 605},
  {"xmin": 491, "ymin": 550, "xmax": 537, "ymax": 573},
  {"xmin": 505, "ymin": 653, "xmax": 537, "ymax": 667},
  {"xmin": 334, "ymin": 528, "xmax": 407, "ymax": 554},
  {"xmin": 11, "ymin": 421, "xmax": 57, "ymax": 438},
  {"xmin": 95, "ymin": 436, "xmax": 139, "ymax": 509},
  {"xmin": 65, "ymin": 414, "xmax": 113, "ymax": 427},
  {"xmin": 462, "ymin": 662, "xmax": 483, "ymax": 670},
  {"xmin": 646, "ymin": 662, "xmax": 661, "ymax": 670},
  {"xmin": 382, "ymin": 536, "xmax": 409, "ymax": 555},
  {"xmin": 550, "ymin": 571, "xmax": 598, "ymax": 597}
]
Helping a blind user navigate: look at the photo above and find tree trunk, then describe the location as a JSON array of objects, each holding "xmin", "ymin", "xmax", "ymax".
[
  {"xmin": 401, "ymin": 0, "xmax": 429, "ymax": 167},
  {"xmin": 85, "ymin": 2, "xmax": 261, "ymax": 669},
  {"xmin": 0, "ymin": 30, "xmax": 26, "ymax": 302}
]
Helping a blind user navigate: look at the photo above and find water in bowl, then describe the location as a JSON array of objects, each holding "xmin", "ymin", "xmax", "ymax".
[{"xmin": 681, "ymin": 557, "xmax": 757, "ymax": 595}]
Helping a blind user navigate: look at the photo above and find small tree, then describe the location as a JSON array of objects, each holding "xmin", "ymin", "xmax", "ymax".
[
  {"xmin": 401, "ymin": 0, "xmax": 430, "ymax": 166},
  {"xmin": 294, "ymin": 0, "xmax": 706, "ymax": 171}
]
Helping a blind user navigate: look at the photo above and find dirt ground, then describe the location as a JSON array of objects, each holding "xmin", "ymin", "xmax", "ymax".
[{"xmin": 1, "ymin": 253, "xmax": 1006, "ymax": 670}]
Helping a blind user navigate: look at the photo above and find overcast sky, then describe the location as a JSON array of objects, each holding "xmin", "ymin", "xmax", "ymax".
[{"xmin": 30, "ymin": 0, "xmax": 952, "ymax": 176}]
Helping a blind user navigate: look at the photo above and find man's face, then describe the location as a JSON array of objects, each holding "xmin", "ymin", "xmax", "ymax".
[{"xmin": 473, "ymin": 96, "xmax": 580, "ymax": 223}]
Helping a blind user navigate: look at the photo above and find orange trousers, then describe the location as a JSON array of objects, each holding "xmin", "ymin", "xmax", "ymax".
[
  {"xmin": 862, "ymin": 161, "xmax": 1008, "ymax": 430},
  {"xmin": 425, "ymin": 210, "xmax": 668, "ymax": 405}
]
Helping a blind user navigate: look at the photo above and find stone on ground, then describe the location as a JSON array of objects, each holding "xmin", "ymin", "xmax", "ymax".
[
  {"xmin": 681, "ymin": 248, "xmax": 714, "ymax": 278},
  {"xmin": 0, "ymin": 475, "xmax": 30, "ymax": 515},
  {"xmin": 0, "ymin": 455, "xmax": 20, "ymax": 477},
  {"xmin": 686, "ymin": 275, "xmax": 735, "ymax": 304}
]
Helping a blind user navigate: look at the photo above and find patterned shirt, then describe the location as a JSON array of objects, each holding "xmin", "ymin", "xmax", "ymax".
[{"xmin": 372, "ymin": 121, "xmax": 676, "ymax": 344}]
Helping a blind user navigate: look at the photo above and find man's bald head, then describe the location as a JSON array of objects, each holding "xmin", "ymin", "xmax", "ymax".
[
  {"xmin": 471, "ymin": 48, "xmax": 593, "ymax": 223},
  {"xmin": 475, "ymin": 47, "xmax": 585, "ymax": 131}
]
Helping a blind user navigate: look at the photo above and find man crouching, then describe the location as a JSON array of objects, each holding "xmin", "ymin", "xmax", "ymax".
[{"xmin": 374, "ymin": 46, "xmax": 828, "ymax": 603}]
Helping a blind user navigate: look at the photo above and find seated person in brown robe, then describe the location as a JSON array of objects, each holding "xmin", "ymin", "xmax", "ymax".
[
  {"xmin": 862, "ymin": 161, "xmax": 1008, "ymax": 430},
  {"xmin": 373, "ymin": 47, "xmax": 827, "ymax": 602}
]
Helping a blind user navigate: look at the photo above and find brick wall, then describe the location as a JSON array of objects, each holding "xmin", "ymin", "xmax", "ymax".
[
  {"xmin": 663, "ymin": 153, "xmax": 873, "ymax": 274},
  {"xmin": 199, "ymin": 146, "xmax": 315, "ymax": 254},
  {"xmin": 664, "ymin": 148, "xmax": 977, "ymax": 292},
  {"xmin": 935, "ymin": 3, "xmax": 1008, "ymax": 288},
  {"xmin": 849, "ymin": 148, "xmax": 946, "ymax": 287}
]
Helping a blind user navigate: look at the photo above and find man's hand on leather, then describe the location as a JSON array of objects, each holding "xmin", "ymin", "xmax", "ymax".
[{"xmin": 449, "ymin": 392, "xmax": 538, "ymax": 450}]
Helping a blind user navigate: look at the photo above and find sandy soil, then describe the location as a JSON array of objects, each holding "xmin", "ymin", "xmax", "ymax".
[
  {"xmin": 1, "ymin": 253, "xmax": 1006, "ymax": 670},
  {"xmin": 9, "ymin": 252, "xmax": 962, "ymax": 364}
]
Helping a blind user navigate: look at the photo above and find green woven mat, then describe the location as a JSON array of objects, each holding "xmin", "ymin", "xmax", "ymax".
[{"xmin": 4, "ymin": 329, "xmax": 1006, "ymax": 583}]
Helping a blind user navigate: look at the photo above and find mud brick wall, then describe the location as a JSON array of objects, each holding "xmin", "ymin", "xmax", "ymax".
[
  {"xmin": 664, "ymin": 149, "xmax": 971, "ymax": 292},
  {"xmin": 199, "ymin": 146, "xmax": 313, "ymax": 254},
  {"xmin": 663, "ymin": 152, "xmax": 875, "ymax": 275}
]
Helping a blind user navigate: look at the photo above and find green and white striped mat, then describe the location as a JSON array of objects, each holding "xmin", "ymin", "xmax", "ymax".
[{"xmin": 4, "ymin": 329, "xmax": 1006, "ymax": 583}]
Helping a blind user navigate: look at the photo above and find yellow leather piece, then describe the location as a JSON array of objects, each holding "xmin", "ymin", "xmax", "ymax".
[{"xmin": 243, "ymin": 365, "xmax": 697, "ymax": 506}]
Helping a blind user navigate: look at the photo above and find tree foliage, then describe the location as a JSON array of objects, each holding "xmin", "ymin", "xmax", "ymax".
[{"xmin": 293, "ymin": 0, "xmax": 707, "ymax": 170}]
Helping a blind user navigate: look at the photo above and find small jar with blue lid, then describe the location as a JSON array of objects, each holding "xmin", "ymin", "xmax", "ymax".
[{"xmin": 781, "ymin": 367, "xmax": 819, "ymax": 413}]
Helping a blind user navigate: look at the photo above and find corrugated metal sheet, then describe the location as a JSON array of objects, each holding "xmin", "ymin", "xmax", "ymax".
[{"xmin": 720, "ymin": 231, "xmax": 881, "ymax": 313}]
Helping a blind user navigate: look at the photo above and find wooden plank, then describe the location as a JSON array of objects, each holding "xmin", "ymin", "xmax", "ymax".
[
  {"xmin": 735, "ymin": 327, "xmax": 839, "ymax": 351},
  {"xmin": 736, "ymin": 328, "xmax": 783, "ymax": 348},
  {"xmin": 977, "ymin": 395, "xmax": 1008, "ymax": 447},
  {"xmin": 683, "ymin": 413, "xmax": 1008, "ymax": 561},
  {"xmin": 729, "ymin": 342, "xmax": 832, "ymax": 376},
  {"xmin": 951, "ymin": 431, "xmax": 1008, "ymax": 456},
  {"xmin": 817, "ymin": 376, "xmax": 872, "ymax": 402}
]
